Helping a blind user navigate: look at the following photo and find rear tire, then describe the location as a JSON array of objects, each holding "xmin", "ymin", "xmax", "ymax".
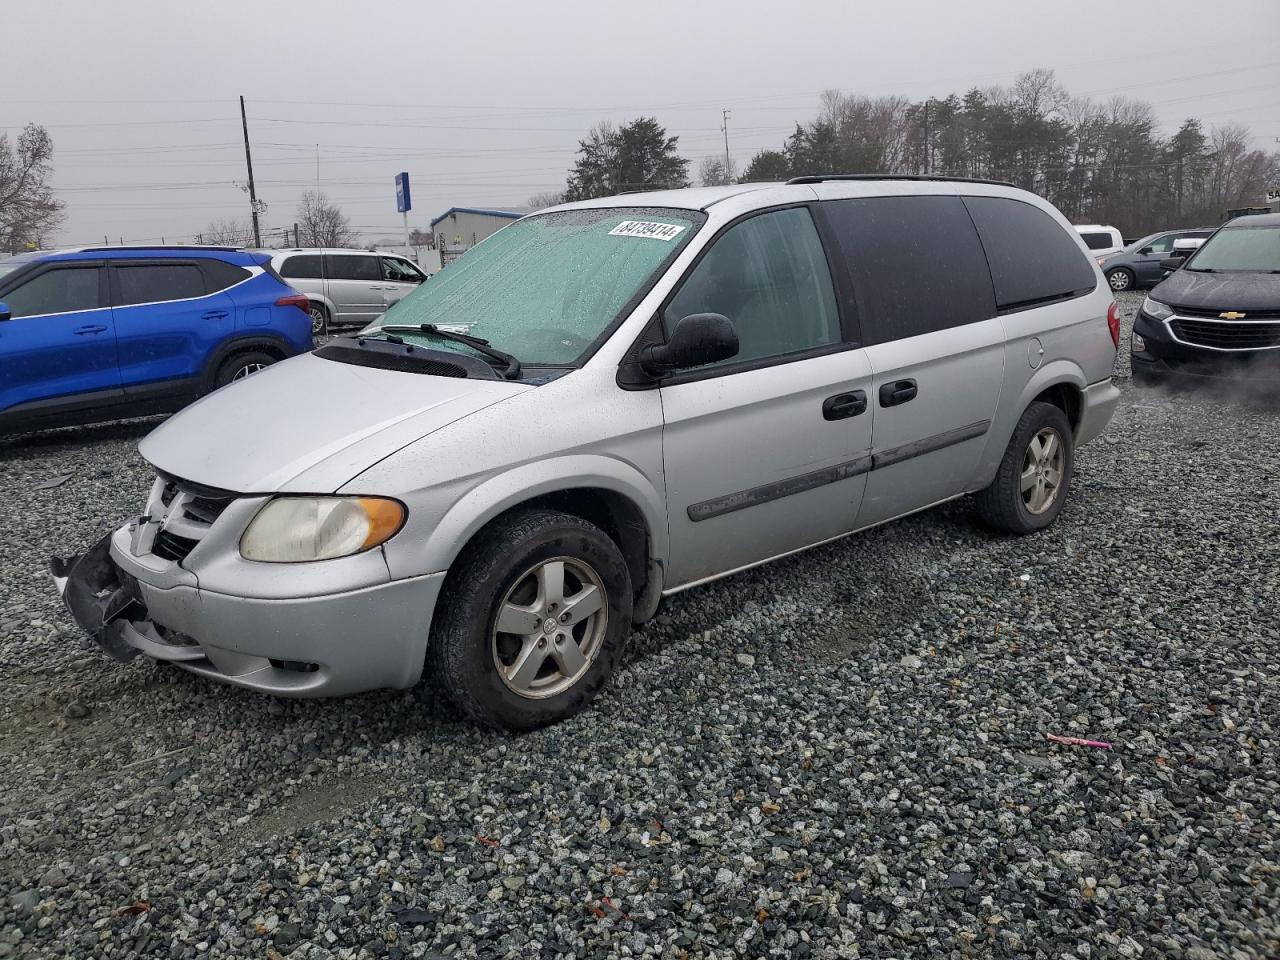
[
  {"xmin": 308, "ymin": 303, "xmax": 329, "ymax": 337},
  {"xmin": 1106, "ymin": 268, "xmax": 1134, "ymax": 292},
  {"xmin": 974, "ymin": 402, "xmax": 1074, "ymax": 535},
  {"xmin": 213, "ymin": 350, "xmax": 275, "ymax": 388},
  {"xmin": 428, "ymin": 510, "xmax": 632, "ymax": 731}
]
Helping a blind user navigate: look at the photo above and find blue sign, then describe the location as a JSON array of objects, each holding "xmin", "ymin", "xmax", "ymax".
[{"xmin": 395, "ymin": 172, "xmax": 411, "ymax": 213}]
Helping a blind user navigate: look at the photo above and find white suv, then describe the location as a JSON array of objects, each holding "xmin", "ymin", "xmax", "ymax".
[
  {"xmin": 55, "ymin": 176, "xmax": 1121, "ymax": 730},
  {"xmin": 269, "ymin": 248, "xmax": 428, "ymax": 334}
]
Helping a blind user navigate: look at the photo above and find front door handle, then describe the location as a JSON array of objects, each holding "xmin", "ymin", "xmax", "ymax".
[
  {"xmin": 73, "ymin": 324, "xmax": 108, "ymax": 335},
  {"xmin": 822, "ymin": 390, "xmax": 867, "ymax": 421},
  {"xmin": 201, "ymin": 310, "xmax": 229, "ymax": 320},
  {"xmin": 879, "ymin": 379, "xmax": 917, "ymax": 407}
]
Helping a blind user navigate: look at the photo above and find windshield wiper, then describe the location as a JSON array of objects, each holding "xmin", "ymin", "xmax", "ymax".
[
  {"xmin": 374, "ymin": 324, "xmax": 522, "ymax": 380},
  {"xmin": 1184, "ymin": 266, "xmax": 1217, "ymax": 273}
]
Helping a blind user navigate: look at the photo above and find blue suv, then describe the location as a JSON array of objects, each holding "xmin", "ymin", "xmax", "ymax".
[{"xmin": 0, "ymin": 246, "xmax": 313, "ymax": 435}]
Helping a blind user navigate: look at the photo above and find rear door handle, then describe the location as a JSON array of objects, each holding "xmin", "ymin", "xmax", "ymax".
[
  {"xmin": 73, "ymin": 324, "xmax": 108, "ymax": 335},
  {"xmin": 879, "ymin": 379, "xmax": 917, "ymax": 407},
  {"xmin": 201, "ymin": 310, "xmax": 228, "ymax": 320},
  {"xmin": 822, "ymin": 390, "xmax": 867, "ymax": 420}
]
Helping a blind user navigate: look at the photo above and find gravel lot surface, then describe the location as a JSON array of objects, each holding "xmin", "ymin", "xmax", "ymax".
[{"xmin": 1, "ymin": 290, "xmax": 1277, "ymax": 959}]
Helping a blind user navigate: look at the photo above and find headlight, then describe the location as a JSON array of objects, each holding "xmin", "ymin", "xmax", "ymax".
[
  {"xmin": 240, "ymin": 496, "xmax": 405, "ymax": 562},
  {"xmin": 1141, "ymin": 297, "xmax": 1173, "ymax": 321},
  {"xmin": 1131, "ymin": 331, "xmax": 1146, "ymax": 352}
]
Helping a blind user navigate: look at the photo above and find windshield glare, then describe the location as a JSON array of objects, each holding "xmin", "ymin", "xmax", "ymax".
[
  {"xmin": 364, "ymin": 207, "xmax": 704, "ymax": 366},
  {"xmin": 1186, "ymin": 224, "xmax": 1280, "ymax": 272}
]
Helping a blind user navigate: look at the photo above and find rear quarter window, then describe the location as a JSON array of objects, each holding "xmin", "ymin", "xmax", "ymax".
[
  {"xmin": 964, "ymin": 197, "xmax": 1097, "ymax": 311},
  {"xmin": 279, "ymin": 255, "xmax": 323, "ymax": 279},
  {"xmin": 1080, "ymin": 232, "xmax": 1114, "ymax": 250},
  {"xmin": 820, "ymin": 195, "xmax": 996, "ymax": 345},
  {"xmin": 199, "ymin": 259, "xmax": 251, "ymax": 292}
]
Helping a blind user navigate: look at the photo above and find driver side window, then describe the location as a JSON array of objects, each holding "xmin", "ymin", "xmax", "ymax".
[
  {"xmin": 664, "ymin": 207, "xmax": 840, "ymax": 369},
  {"xmin": 1147, "ymin": 235, "xmax": 1175, "ymax": 254}
]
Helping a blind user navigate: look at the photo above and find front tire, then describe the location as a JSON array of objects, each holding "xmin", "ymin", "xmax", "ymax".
[
  {"xmin": 974, "ymin": 402, "xmax": 1074, "ymax": 535},
  {"xmin": 1106, "ymin": 268, "xmax": 1134, "ymax": 292},
  {"xmin": 429, "ymin": 510, "xmax": 633, "ymax": 730}
]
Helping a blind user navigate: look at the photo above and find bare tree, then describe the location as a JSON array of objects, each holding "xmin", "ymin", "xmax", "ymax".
[
  {"xmin": 296, "ymin": 190, "xmax": 355, "ymax": 247},
  {"xmin": 697, "ymin": 155, "xmax": 736, "ymax": 186},
  {"xmin": 201, "ymin": 218, "xmax": 254, "ymax": 246},
  {"xmin": 0, "ymin": 123, "xmax": 64, "ymax": 253},
  {"xmin": 526, "ymin": 190, "xmax": 565, "ymax": 210}
]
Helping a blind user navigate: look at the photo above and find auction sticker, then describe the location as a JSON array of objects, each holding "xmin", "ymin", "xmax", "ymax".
[{"xmin": 609, "ymin": 220, "xmax": 686, "ymax": 241}]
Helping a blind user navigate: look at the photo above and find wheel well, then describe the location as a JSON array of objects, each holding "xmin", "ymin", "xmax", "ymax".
[
  {"xmin": 466, "ymin": 488, "xmax": 651, "ymax": 600},
  {"xmin": 1033, "ymin": 383, "xmax": 1082, "ymax": 430},
  {"xmin": 222, "ymin": 341, "xmax": 287, "ymax": 365}
]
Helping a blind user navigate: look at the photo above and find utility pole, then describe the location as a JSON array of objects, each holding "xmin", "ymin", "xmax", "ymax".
[
  {"xmin": 721, "ymin": 108, "xmax": 732, "ymax": 184},
  {"xmin": 239, "ymin": 96, "xmax": 262, "ymax": 248},
  {"xmin": 293, "ymin": 222, "xmax": 299, "ymax": 247},
  {"xmin": 923, "ymin": 100, "xmax": 930, "ymax": 175}
]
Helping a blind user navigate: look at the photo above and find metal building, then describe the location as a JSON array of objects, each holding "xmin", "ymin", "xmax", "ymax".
[{"xmin": 430, "ymin": 207, "xmax": 522, "ymax": 265}]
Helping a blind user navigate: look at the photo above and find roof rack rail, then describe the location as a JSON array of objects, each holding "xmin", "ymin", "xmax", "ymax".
[
  {"xmin": 786, "ymin": 173, "xmax": 1015, "ymax": 187},
  {"xmin": 75, "ymin": 244, "xmax": 242, "ymax": 253}
]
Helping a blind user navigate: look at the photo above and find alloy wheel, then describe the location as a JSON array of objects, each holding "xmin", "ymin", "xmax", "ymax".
[
  {"xmin": 231, "ymin": 362, "xmax": 266, "ymax": 382},
  {"xmin": 491, "ymin": 556, "xmax": 608, "ymax": 699},
  {"xmin": 1107, "ymin": 270, "xmax": 1131, "ymax": 291},
  {"xmin": 309, "ymin": 306, "xmax": 326, "ymax": 335},
  {"xmin": 1021, "ymin": 427, "xmax": 1065, "ymax": 515}
]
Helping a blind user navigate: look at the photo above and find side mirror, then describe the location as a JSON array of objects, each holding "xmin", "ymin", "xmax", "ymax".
[
  {"xmin": 1159, "ymin": 256, "xmax": 1186, "ymax": 272},
  {"xmin": 641, "ymin": 313, "xmax": 739, "ymax": 376},
  {"xmin": 0, "ymin": 301, "xmax": 10, "ymax": 322},
  {"xmin": 1138, "ymin": 246, "xmax": 1153, "ymax": 255}
]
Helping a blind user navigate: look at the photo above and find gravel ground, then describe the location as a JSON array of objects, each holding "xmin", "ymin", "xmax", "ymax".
[{"xmin": 1, "ymin": 289, "xmax": 1278, "ymax": 959}]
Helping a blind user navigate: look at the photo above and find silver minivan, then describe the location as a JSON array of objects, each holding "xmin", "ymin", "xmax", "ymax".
[
  {"xmin": 54, "ymin": 177, "xmax": 1121, "ymax": 730},
  {"xmin": 270, "ymin": 248, "xmax": 429, "ymax": 334}
]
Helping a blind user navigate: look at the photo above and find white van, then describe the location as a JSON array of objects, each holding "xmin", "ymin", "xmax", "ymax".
[{"xmin": 1074, "ymin": 224, "xmax": 1125, "ymax": 259}]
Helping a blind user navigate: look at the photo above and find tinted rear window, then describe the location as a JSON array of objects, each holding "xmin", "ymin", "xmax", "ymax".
[
  {"xmin": 964, "ymin": 197, "xmax": 1097, "ymax": 310},
  {"xmin": 279, "ymin": 254, "xmax": 323, "ymax": 279},
  {"xmin": 324, "ymin": 254, "xmax": 379, "ymax": 281},
  {"xmin": 821, "ymin": 195, "xmax": 996, "ymax": 344},
  {"xmin": 200, "ymin": 259, "xmax": 251, "ymax": 292},
  {"xmin": 1080, "ymin": 232, "xmax": 1114, "ymax": 250},
  {"xmin": 115, "ymin": 264, "xmax": 206, "ymax": 306}
]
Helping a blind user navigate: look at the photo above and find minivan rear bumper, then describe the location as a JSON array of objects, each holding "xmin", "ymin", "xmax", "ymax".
[
  {"xmin": 52, "ymin": 529, "xmax": 445, "ymax": 697},
  {"xmin": 1076, "ymin": 378, "xmax": 1121, "ymax": 447}
]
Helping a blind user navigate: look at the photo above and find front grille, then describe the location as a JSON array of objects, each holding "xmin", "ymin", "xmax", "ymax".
[
  {"xmin": 1169, "ymin": 318, "xmax": 1280, "ymax": 351},
  {"xmin": 1175, "ymin": 306, "xmax": 1280, "ymax": 321},
  {"xmin": 148, "ymin": 473, "xmax": 238, "ymax": 564},
  {"xmin": 152, "ymin": 531, "xmax": 200, "ymax": 562}
]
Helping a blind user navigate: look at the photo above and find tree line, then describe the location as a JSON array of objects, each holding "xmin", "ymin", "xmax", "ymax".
[{"xmin": 547, "ymin": 69, "xmax": 1279, "ymax": 236}]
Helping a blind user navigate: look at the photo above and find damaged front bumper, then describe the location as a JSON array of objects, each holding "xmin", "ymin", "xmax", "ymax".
[
  {"xmin": 50, "ymin": 523, "xmax": 447, "ymax": 697},
  {"xmin": 50, "ymin": 530, "xmax": 207, "ymax": 665}
]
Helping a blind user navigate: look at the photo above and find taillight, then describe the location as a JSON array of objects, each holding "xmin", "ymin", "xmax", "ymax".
[
  {"xmin": 275, "ymin": 293, "xmax": 310, "ymax": 314},
  {"xmin": 1106, "ymin": 301, "xmax": 1121, "ymax": 349}
]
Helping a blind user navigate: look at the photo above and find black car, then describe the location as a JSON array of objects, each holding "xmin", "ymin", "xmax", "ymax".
[
  {"xmin": 1131, "ymin": 213, "xmax": 1280, "ymax": 385},
  {"xmin": 1098, "ymin": 228, "xmax": 1215, "ymax": 292}
]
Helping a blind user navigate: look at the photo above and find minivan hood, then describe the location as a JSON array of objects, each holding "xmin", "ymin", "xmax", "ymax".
[
  {"xmin": 1151, "ymin": 269, "xmax": 1280, "ymax": 314},
  {"xmin": 139, "ymin": 352, "xmax": 529, "ymax": 493}
]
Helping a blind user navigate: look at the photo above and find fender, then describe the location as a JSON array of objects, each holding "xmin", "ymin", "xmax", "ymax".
[
  {"xmin": 202, "ymin": 333, "xmax": 297, "ymax": 392},
  {"xmin": 394, "ymin": 454, "xmax": 668, "ymax": 582},
  {"xmin": 970, "ymin": 358, "xmax": 1087, "ymax": 491}
]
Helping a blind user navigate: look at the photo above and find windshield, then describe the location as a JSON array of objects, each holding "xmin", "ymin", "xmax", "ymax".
[
  {"xmin": 363, "ymin": 207, "xmax": 704, "ymax": 365},
  {"xmin": 1186, "ymin": 224, "xmax": 1280, "ymax": 272}
]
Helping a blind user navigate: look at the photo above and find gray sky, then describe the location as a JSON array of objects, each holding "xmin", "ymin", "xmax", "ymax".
[{"xmin": 4, "ymin": 0, "xmax": 1278, "ymax": 247}]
